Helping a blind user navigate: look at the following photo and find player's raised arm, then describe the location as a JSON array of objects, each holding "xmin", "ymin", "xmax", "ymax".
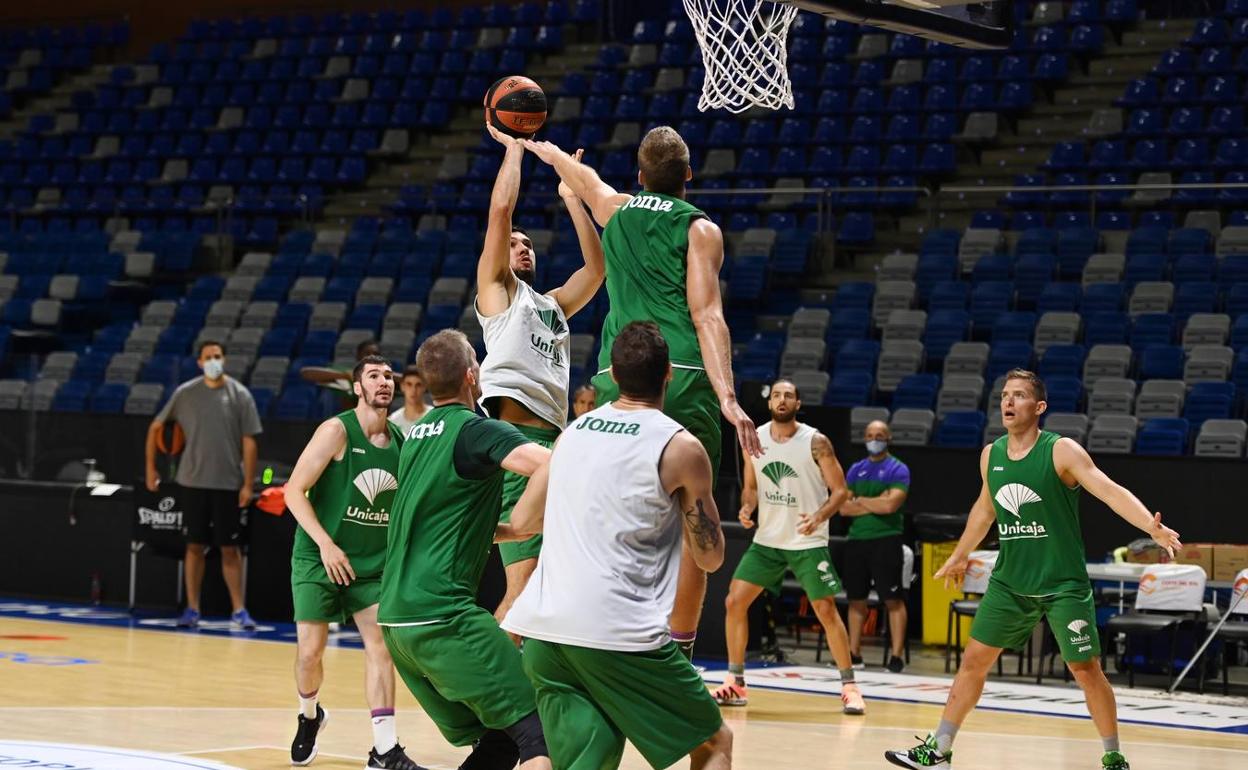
[
  {"xmin": 662, "ymin": 431, "xmax": 725, "ymax": 572},
  {"xmin": 687, "ymin": 217, "xmax": 761, "ymax": 459},
  {"xmin": 934, "ymin": 445, "xmax": 997, "ymax": 589},
  {"xmin": 477, "ymin": 123, "xmax": 525, "ymax": 317},
  {"xmin": 1053, "ymin": 437, "xmax": 1181, "ymax": 557},
  {"xmin": 283, "ymin": 419, "xmax": 355, "ymax": 585},
  {"xmin": 547, "ymin": 148, "xmax": 605, "ymax": 318},
  {"xmin": 521, "ymin": 138, "xmax": 631, "ymax": 228}
]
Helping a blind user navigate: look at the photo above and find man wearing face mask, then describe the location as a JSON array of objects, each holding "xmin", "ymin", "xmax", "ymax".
[
  {"xmin": 145, "ymin": 340, "xmax": 264, "ymax": 630},
  {"xmin": 840, "ymin": 420, "xmax": 911, "ymax": 672}
]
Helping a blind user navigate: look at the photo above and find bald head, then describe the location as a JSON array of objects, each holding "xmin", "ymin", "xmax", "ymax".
[{"xmin": 864, "ymin": 420, "xmax": 891, "ymax": 457}]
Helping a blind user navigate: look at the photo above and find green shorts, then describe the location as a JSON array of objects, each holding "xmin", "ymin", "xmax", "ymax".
[
  {"xmin": 593, "ymin": 366, "xmax": 722, "ymax": 483},
  {"xmin": 381, "ymin": 607, "xmax": 537, "ymax": 745},
  {"xmin": 732, "ymin": 542, "xmax": 841, "ymax": 600},
  {"xmin": 523, "ymin": 639, "xmax": 723, "ymax": 770},
  {"xmin": 498, "ymin": 423, "xmax": 560, "ymax": 567},
  {"xmin": 290, "ymin": 556, "xmax": 380, "ymax": 623},
  {"xmin": 970, "ymin": 582, "xmax": 1101, "ymax": 663}
]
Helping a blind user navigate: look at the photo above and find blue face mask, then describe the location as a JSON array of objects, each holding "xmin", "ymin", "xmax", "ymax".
[
  {"xmin": 866, "ymin": 440, "xmax": 888, "ymax": 455},
  {"xmin": 203, "ymin": 359, "xmax": 224, "ymax": 380}
]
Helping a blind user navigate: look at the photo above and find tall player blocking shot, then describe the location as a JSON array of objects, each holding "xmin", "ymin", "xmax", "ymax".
[{"xmin": 523, "ymin": 127, "xmax": 763, "ymax": 659}]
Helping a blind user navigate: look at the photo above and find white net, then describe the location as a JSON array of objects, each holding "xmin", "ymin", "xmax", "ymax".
[{"xmin": 683, "ymin": 0, "xmax": 800, "ymax": 114}]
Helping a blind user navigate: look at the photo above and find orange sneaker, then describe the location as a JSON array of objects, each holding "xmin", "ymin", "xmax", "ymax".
[
  {"xmin": 841, "ymin": 682, "xmax": 866, "ymax": 715},
  {"xmin": 712, "ymin": 678, "xmax": 748, "ymax": 707}
]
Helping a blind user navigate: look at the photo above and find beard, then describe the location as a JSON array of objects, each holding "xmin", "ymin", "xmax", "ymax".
[
  {"xmin": 771, "ymin": 409, "xmax": 797, "ymax": 424},
  {"xmin": 366, "ymin": 391, "xmax": 392, "ymax": 409},
  {"xmin": 514, "ymin": 267, "xmax": 536, "ymax": 286}
]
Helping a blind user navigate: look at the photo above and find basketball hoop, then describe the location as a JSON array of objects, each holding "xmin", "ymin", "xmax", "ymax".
[{"xmin": 683, "ymin": 0, "xmax": 800, "ymax": 113}]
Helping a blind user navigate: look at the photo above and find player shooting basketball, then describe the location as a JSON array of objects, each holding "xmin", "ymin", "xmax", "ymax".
[
  {"xmin": 523, "ymin": 127, "xmax": 763, "ymax": 660},
  {"xmin": 477, "ymin": 121, "xmax": 604, "ymax": 638}
]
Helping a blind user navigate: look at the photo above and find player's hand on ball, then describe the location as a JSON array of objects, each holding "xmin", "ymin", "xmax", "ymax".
[
  {"xmin": 558, "ymin": 149, "xmax": 584, "ymax": 198},
  {"xmin": 145, "ymin": 467, "xmax": 160, "ymax": 493},
  {"xmin": 934, "ymin": 554, "xmax": 969, "ymax": 590},
  {"xmin": 320, "ymin": 542, "xmax": 356, "ymax": 586},
  {"xmin": 1149, "ymin": 511, "xmax": 1181, "ymax": 558},
  {"xmin": 796, "ymin": 513, "xmax": 819, "ymax": 536},
  {"xmin": 486, "ymin": 121, "xmax": 520, "ymax": 149}
]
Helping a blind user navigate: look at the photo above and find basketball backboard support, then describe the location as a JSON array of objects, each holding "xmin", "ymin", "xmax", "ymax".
[{"xmin": 786, "ymin": 0, "xmax": 1013, "ymax": 49}]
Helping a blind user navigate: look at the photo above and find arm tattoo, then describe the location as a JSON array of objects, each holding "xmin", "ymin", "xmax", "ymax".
[
  {"xmin": 811, "ymin": 433, "xmax": 833, "ymax": 464},
  {"xmin": 683, "ymin": 498, "xmax": 721, "ymax": 552}
]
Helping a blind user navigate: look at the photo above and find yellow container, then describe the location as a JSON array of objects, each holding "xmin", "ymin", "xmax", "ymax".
[{"xmin": 921, "ymin": 541, "xmax": 974, "ymax": 646}]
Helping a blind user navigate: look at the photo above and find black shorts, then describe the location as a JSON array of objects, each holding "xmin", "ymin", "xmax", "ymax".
[
  {"xmin": 181, "ymin": 486, "xmax": 246, "ymax": 547},
  {"xmin": 843, "ymin": 534, "xmax": 905, "ymax": 601}
]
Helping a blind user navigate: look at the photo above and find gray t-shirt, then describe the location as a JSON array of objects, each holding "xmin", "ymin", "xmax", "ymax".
[{"xmin": 155, "ymin": 376, "xmax": 263, "ymax": 491}]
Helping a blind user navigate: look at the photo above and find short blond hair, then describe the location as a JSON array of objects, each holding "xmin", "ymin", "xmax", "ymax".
[
  {"xmin": 638, "ymin": 126, "xmax": 690, "ymax": 195},
  {"xmin": 416, "ymin": 330, "xmax": 473, "ymax": 400}
]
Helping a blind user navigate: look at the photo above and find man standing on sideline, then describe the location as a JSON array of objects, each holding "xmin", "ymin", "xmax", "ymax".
[
  {"xmin": 380, "ymin": 330, "xmax": 553, "ymax": 770},
  {"xmin": 571, "ymin": 383, "xmax": 596, "ymax": 418},
  {"xmin": 523, "ymin": 126, "xmax": 763, "ymax": 660},
  {"xmin": 712, "ymin": 380, "xmax": 865, "ymax": 715},
  {"xmin": 388, "ymin": 364, "xmax": 429, "ymax": 436},
  {"xmin": 840, "ymin": 419, "xmax": 911, "ymax": 672},
  {"xmin": 885, "ymin": 370, "xmax": 1181, "ymax": 770},
  {"xmin": 503, "ymin": 322, "xmax": 733, "ymax": 770},
  {"xmin": 282, "ymin": 355, "xmax": 424, "ymax": 769},
  {"xmin": 145, "ymin": 340, "xmax": 262, "ymax": 630},
  {"xmin": 477, "ymin": 125, "xmax": 604, "ymax": 631}
]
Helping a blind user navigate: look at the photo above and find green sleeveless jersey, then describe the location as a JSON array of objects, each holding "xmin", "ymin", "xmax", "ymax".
[
  {"xmin": 379, "ymin": 405, "xmax": 525, "ymax": 624},
  {"xmin": 292, "ymin": 410, "xmax": 404, "ymax": 579},
  {"xmin": 598, "ymin": 191, "xmax": 708, "ymax": 370},
  {"xmin": 986, "ymin": 431, "xmax": 1089, "ymax": 596}
]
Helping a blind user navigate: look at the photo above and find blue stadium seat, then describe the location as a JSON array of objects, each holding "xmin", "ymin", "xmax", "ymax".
[
  {"xmin": 892, "ymin": 374, "xmax": 940, "ymax": 410},
  {"xmin": 1135, "ymin": 417, "xmax": 1189, "ymax": 456},
  {"xmin": 1039, "ymin": 344, "xmax": 1087, "ymax": 378},
  {"xmin": 934, "ymin": 411, "xmax": 987, "ymax": 448}
]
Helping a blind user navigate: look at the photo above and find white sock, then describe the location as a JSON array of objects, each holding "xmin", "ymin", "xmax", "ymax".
[
  {"xmin": 371, "ymin": 710, "xmax": 397, "ymax": 753},
  {"xmin": 298, "ymin": 690, "xmax": 318, "ymax": 719}
]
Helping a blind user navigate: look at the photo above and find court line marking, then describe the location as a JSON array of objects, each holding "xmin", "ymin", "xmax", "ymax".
[{"xmin": 178, "ymin": 743, "xmax": 459, "ymax": 769}]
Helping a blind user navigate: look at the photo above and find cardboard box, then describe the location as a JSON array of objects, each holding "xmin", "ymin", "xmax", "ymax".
[
  {"xmin": 1173, "ymin": 543, "xmax": 1215, "ymax": 579},
  {"xmin": 1213, "ymin": 543, "xmax": 1248, "ymax": 582}
]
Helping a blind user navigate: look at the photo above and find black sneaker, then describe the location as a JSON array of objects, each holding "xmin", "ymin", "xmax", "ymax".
[
  {"xmin": 850, "ymin": 654, "xmax": 865, "ymax": 669},
  {"xmin": 886, "ymin": 655, "xmax": 906, "ymax": 674},
  {"xmin": 367, "ymin": 744, "xmax": 428, "ymax": 770},
  {"xmin": 291, "ymin": 705, "xmax": 327, "ymax": 766}
]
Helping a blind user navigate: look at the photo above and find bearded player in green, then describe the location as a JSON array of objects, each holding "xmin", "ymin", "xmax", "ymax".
[
  {"xmin": 379, "ymin": 330, "xmax": 553, "ymax": 770},
  {"xmin": 284, "ymin": 355, "xmax": 423, "ymax": 769},
  {"xmin": 885, "ymin": 369, "xmax": 1182, "ymax": 770},
  {"xmin": 523, "ymin": 127, "xmax": 763, "ymax": 659}
]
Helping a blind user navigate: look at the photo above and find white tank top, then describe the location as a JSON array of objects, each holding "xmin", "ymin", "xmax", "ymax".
[
  {"xmin": 751, "ymin": 421, "xmax": 830, "ymax": 550},
  {"xmin": 502, "ymin": 404, "xmax": 685, "ymax": 652},
  {"xmin": 476, "ymin": 280, "xmax": 571, "ymax": 430}
]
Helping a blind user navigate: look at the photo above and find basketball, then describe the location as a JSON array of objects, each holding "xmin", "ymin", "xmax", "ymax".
[{"xmin": 484, "ymin": 75, "xmax": 547, "ymax": 138}]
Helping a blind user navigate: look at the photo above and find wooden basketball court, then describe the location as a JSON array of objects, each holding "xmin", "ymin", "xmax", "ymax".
[{"xmin": 1, "ymin": 615, "xmax": 1245, "ymax": 769}]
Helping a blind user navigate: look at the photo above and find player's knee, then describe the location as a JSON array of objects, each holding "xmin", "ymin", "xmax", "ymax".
[
  {"xmin": 1066, "ymin": 658, "xmax": 1103, "ymax": 683},
  {"xmin": 699, "ymin": 724, "xmax": 733, "ymax": 758},
  {"xmin": 220, "ymin": 546, "xmax": 241, "ymax": 563},
  {"xmin": 503, "ymin": 710, "xmax": 548, "ymax": 763},
  {"xmin": 459, "ymin": 729, "xmax": 519, "ymax": 770},
  {"xmin": 811, "ymin": 597, "xmax": 840, "ymax": 624},
  {"xmin": 724, "ymin": 589, "xmax": 747, "ymax": 615}
]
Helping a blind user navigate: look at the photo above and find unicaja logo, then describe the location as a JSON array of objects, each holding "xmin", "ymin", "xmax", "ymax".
[
  {"xmin": 1067, "ymin": 620, "xmax": 1088, "ymax": 634},
  {"xmin": 761, "ymin": 462, "xmax": 797, "ymax": 487},
  {"xmin": 353, "ymin": 469, "xmax": 398, "ymax": 507},
  {"xmin": 994, "ymin": 483, "xmax": 1042, "ymax": 519}
]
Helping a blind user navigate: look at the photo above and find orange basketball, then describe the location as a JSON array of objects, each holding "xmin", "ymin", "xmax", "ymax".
[
  {"xmin": 156, "ymin": 422, "xmax": 185, "ymax": 455},
  {"xmin": 484, "ymin": 75, "xmax": 547, "ymax": 138}
]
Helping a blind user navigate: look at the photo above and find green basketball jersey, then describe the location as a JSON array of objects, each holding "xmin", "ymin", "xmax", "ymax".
[
  {"xmin": 598, "ymin": 191, "xmax": 708, "ymax": 370},
  {"xmin": 986, "ymin": 431, "xmax": 1089, "ymax": 596},
  {"xmin": 292, "ymin": 410, "xmax": 404, "ymax": 579},
  {"xmin": 379, "ymin": 405, "xmax": 513, "ymax": 624}
]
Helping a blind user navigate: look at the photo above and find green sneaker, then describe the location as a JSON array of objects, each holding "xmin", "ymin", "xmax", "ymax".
[
  {"xmin": 885, "ymin": 734, "xmax": 952, "ymax": 768},
  {"xmin": 1102, "ymin": 751, "xmax": 1129, "ymax": 770}
]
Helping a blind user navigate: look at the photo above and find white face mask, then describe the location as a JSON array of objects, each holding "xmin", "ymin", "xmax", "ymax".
[
  {"xmin": 866, "ymin": 440, "xmax": 888, "ymax": 456},
  {"xmin": 203, "ymin": 359, "xmax": 225, "ymax": 380}
]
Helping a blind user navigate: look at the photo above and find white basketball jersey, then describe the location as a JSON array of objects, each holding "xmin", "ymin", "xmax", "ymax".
[
  {"xmin": 502, "ymin": 404, "xmax": 685, "ymax": 652},
  {"xmin": 751, "ymin": 421, "xmax": 830, "ymax": 550},
  {"xmin": 476, "ymin": 280, "xmax": 571, "ymax": 430}
]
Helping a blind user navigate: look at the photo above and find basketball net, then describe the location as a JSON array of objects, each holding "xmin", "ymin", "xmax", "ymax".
[{"xmin": 683, "ymin": 0, "xmax": 800, "ymax": 113}]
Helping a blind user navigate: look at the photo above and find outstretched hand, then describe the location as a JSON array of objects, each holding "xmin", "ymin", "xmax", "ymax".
[
  {"xmin": 933, "ymin": 553, "xmax": 969, "ymax": 591},
  {"xmin": 558, "ymin": 148, "xmax": 585, "ymax": 198},
  {"xmin": 1149, "ymin": 511, "xmax": 1182, "ymax": 558},
  {"xmin": 519, "ymin": 138, "xmax": 564, "ymax": 165}
]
